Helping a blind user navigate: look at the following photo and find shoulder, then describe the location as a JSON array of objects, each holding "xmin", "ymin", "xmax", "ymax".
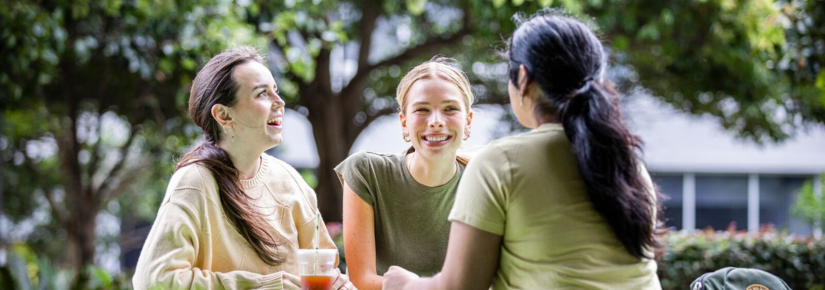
[
  {"xmin": 166, "ymin": 162, "xmax": 220, "ymax": 209},
  {"xmin": 265, "ymin": 154, "xmax": 302, "ymax": 178},
  {"xmin": 338, "ymin": 151, "xmax": 401, "ymax": 171},
  {"xmin": 262, "ymin": 154, "xmax": 311, "ymax": 191}
]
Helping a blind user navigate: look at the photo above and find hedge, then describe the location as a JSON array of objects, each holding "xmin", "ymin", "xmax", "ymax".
[{"xmin": 658, "ymin": 228, "xmax": 825, "ymax": 290}]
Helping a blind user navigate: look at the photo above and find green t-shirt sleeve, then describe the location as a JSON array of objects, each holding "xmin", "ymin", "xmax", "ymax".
[
  {"xmin": 448, "ymin": 143, "xmax": 509, "ymax": 236},
  {"xmin": 334, "ymin": 151, "xmax": 376, "ymax": 206}
]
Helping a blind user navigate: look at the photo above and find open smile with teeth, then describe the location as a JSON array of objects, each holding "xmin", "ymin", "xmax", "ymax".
[
  {"xmin": 423, "ymin": 135, "xmax": 451, "ymax": 142},
  {"xmin": 266, "ymin": 117, "xmax": 282, "ymax": 126}
]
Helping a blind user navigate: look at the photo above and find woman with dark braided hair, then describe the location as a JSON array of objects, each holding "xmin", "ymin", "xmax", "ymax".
[
  {"xmin": 383, "ymin": 12, "xmax": 663, "ymax": 290},
  {"xmin": 133, "ymin": 46, "xmax": 354, "ymax": 290}
]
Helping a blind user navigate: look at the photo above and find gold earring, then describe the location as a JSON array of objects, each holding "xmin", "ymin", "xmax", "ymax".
[
  {"xmin": 519, "ymin": 96, "xmax": 525, "ymax": 108},
  {"xmin": 464, "ymin": 128, "xmax": 471, "ymax": 140},
  {"xmin": 403, "ymin": 132, "xmax": 411, "ymax": 142}
]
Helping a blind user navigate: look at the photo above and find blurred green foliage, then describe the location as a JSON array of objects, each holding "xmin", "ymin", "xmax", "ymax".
[
  {"xmin": 792, "ymin": 173, "xmax": 825, "ymax": 226},
  {"xmin": 1, "ymin": 0, "xmax": 824, "ymax": 286},
  {"xmin": 0, "ymin": 243, "xmax": 132, "ymax": 290},
  {"xmin": 658, "ymin": 229, "xmax": 825, "ymax": 290},
  {"xmin": 0, "ymin": 0, "xmax": 262, "ymax": 283}
]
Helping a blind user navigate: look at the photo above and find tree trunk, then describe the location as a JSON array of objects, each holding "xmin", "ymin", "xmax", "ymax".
[{"xmin": 302, "ymin": 48, "xmax": 351, "ymax": 222}]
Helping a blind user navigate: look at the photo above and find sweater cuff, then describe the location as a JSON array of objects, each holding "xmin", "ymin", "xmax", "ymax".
[{"xmin": 258, "ymin": 271, "xmax": 283, "ymax": 290}]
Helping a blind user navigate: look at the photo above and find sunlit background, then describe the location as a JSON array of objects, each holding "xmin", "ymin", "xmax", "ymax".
[{"xmin": 2, "ymin": 0, "xmax": 824, "ymax": 288}]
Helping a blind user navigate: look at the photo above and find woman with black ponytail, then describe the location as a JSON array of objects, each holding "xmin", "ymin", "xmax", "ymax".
[
  {"xmin": 383, "ymin": 12, "xmax": 662, "ymax": 290},
  {"xmin": 133, "ymin": 46, "xmax": 353, "ymax": 290}
]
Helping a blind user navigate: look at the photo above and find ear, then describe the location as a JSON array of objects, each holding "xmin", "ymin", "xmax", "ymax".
[
  {"xmin": 399, "ymin": 113, "xmax": 407, "ymax": 131},
  {"xmin": 517, "ymin": 64, "xmax": 530, "ymax": 97},
  {"xmin": 466, "ymin": 110, "xmax": 474, "ymax": 127},
  {"xmin": 211, "ymin": 104, "xmax": 234, "ymax": 127}
]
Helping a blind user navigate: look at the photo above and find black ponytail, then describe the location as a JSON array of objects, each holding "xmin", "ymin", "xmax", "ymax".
[
  {"xmin": 508, "ymin": 11, "xmax": 662, "ymax": 259},
  {"xmin": 560, "ymin": 81, "xmax": 658, "ymax": 259}
]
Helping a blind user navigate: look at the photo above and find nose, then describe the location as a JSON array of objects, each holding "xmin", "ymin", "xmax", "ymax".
[
  {"xmin": 272, "ymin": 92, "xmax": 285, "ymax": 109},
  {"xmin": 429, "ymin": 111, "xmax": 445, "ymax": 129}
]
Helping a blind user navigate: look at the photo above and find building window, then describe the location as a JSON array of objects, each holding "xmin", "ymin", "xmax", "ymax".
[
  {"xmin": 760, "ymin": 176, "xmax": 812, "ymax": 235},
  {"xmin": 652, "ymin": 174, "xmax": 682, "ymax": 230},
  {"xmin": 695, "ymin": 175, "xmax": 748, "ymax": 231}
]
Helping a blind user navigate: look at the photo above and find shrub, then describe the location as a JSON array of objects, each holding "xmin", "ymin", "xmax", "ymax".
[{"xmin": 658, "ymin": 228, "xmax": 825, "ymax": 290}]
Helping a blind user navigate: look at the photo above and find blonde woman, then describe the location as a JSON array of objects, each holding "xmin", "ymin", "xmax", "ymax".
[
  {"xmin": 335, "ymin": 57, "xmax": 474, "ymax": 290},
  {"xmin": 383, "ymin": 12, "xmax": 662, "ymax": 290}
]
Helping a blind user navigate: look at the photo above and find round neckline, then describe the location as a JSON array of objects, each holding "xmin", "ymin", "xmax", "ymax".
[
  {"xmin": 240, "ymin": 155, "xmax": 270, "ymax": 189},
  {"xmin": 399, "ymin": 153, "xmax": 461, "ymax": 191}
]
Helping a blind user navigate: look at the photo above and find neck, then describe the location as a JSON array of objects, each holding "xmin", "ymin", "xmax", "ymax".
[
  {"xmin": 218, "ymin": 140, "xmax": 263, "ymax": 180},
  {"xmin": 534, "ymin": 113, "xmax": 557, "ymax": 127},
  {"xmin": 406, "ymin": 151, "xmax": 457, "ymax": 187}
]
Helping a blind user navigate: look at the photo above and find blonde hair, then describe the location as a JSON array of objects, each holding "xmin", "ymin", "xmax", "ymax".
[{"xmin": 395, "ymin": 56, "xmax": 475, "ymax": 114}]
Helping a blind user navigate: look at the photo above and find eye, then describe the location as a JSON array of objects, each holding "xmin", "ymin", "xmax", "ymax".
[
  {"xmin": 415, "ymin": 108, "xmax": 429, "ymax": 112},
  {"xmin": 446, "ymin": 106, "xmax": 459, "ymax": 111},
  {"xmin": 257, "ymin": 90, "xmax": 267, "ymax": 98}
]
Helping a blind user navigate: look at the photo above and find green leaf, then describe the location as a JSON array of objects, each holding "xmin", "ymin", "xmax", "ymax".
[
  {"xmin": 406, "ymin": 0, "xmax": 427, "ymax": 15},
  {"xmin": 181, "ymin": 58, "xmax": 197, "ymax": 71},
  {"xmin": 816, "ymin": 71, "xmax": 825, "ymax": 100}
]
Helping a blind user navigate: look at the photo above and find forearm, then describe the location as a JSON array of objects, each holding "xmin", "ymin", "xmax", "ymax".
[
  {"xmin": 134, "ymin": 266, "xmax": 284, "ymax": 290},
  {"xmin": 402, "ymin": 274, "xmax": 442, "ymax": 290},
  {"xmin": 351, "ymin": 273, "xmax": 384, "ymax": 290}
]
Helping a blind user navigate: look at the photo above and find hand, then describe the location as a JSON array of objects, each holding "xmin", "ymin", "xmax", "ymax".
[
  {"xmin": 282, "ymin": 272, "xmax": 302, "ymax": 290},
  {"xmin": 331, "ymin": 268, "xmax": 356, "ymax": 290},
  {"xmin": 382, "ymin": 266, "xmax": 419, "ymax": 290}
]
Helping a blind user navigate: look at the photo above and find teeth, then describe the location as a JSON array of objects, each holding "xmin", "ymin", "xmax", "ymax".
[
  {"xmin": 424, "ymin": 135, "xmax": 448, "ymax": 142},
  {"xmin": 267, "ymin": 117, "xmax": 282, "ymax": 125}
]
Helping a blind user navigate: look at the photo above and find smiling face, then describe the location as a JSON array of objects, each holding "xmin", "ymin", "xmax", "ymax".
[
  {"xmin": 400, "ymin": 76, "xmax": 472, "ymax": 160},
  {"xmin": 224, "ymin": 61, "xmax": 285, "ymax": 151}
]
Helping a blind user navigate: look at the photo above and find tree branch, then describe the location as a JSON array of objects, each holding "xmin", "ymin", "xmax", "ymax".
[
  {"xmin": 119, "ymin": 225, "xmax": 152, "ymax": 255},
  {"xmin": 41, "ymin": 186, "xmax": 70, "ymax": 230},
  {"xmin": 92, "ymin": 125, "xmax": 140, "ymax": 205},
  {"xmin": 361, "ymin": 107, "xmax": 398, "ymax": 132},
  {"xmin": 357, "ymin": 3, "xmax": 381, "ymax": 70},
  {"xmin": 341, "ymin": 26, "xmax": 471, "ymax": 103},
  {"xmin": 85, "ymin": 112, "xmax": 104, "ymax": 195},
  {"xmin": 475, "ymin": 96, "xmax": 510, "ymax": 106},
  {"xmin": 99, "ymin": 162, "xmax": 149, "ymax": 208},
  {"xmin": 270, "ymin": 37, "xmax": 306, "ymax": 87}
]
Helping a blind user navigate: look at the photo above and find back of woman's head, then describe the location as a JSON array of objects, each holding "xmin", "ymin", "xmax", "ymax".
[
  {"xmin": 508, "ymin": 12, "xmax": 662, "ymax": 259},
  {"xmin": 179, "ymin": 46, "xmax": 285, "ymax": 265}
]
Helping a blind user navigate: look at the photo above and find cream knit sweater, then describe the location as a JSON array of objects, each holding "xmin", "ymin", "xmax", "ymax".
[{"xmin": 133, "ymin": 154, "xmax": 337, "ymax": 290}]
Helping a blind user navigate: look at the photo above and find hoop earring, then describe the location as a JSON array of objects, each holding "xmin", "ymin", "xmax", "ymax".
[
  {"xmin": 463, "ymin": 128, "xmax": 471, "ymax": 140},
  {"xmin": 403, "ymin": 132, "xmax": 411, "ymax": 143}
]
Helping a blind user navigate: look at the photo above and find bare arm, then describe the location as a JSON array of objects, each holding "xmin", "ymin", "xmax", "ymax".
[
  {"xmin": 383, "ymin": 221, "xmax": 502, "ymax": 290},
  {"xmin": 342, "ymin": 181, "xmax": 384, "ymax": 290}
]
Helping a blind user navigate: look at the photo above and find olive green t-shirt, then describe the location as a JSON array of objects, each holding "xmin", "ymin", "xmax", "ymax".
[
  {"xmin": 335, "ymin": 150, "xmax": 465, "ymax": 276},
  {"xmin": 449, "ymin": 123, "xmax": 661, "ymax": 290}
]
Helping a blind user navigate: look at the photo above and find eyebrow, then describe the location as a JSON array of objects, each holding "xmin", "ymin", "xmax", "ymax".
[
  {"xmin": 252, "ymin": 83, "xmax": 277, "ymax": 91},
  {"xmin": 411, "ymin": 100, "xmax": 460, "ymax": 106}
]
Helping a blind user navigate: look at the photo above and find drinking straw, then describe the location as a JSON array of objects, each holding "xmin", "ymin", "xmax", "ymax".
[{"xmin": 313, "ymin": 213, "xmax": 320, "ymax": 275}]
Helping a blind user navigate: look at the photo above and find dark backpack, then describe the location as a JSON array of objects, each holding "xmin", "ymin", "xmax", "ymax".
[{"xmin": 690, "ymin": 267, "xmax": 792, "ymax": 290}]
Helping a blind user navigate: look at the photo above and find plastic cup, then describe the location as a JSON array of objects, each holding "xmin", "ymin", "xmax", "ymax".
[{"xmin": 297, "ymin": 249, "xmax": 338, "ymax": 290}]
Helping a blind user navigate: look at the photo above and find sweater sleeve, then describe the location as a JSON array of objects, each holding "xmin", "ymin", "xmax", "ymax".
[{"xmin": 132, "ymin": 188, "xmax": 285, "ymax": 290}]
